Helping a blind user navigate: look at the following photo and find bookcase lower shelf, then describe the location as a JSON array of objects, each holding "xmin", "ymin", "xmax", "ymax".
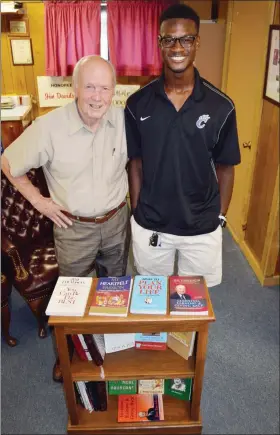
[{"xmin": 68, "ymin": 397, "xmax": 202, "ymax": 435}]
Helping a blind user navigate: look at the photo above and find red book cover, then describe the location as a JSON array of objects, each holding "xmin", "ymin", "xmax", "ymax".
[
  {"xmin": 169, "ymin": 276, "xmax": 208, "ymax": 316},
  {"xmin": 135, "ymin": 342, "xmax": 167, "ymax": 351},
  {"xmin": 118, "ymin": 394, "xmax": 164, "ymax": 422},
  {"xmin": 71, "ymin": 335, "xmax": 87, "ymax": 361}
]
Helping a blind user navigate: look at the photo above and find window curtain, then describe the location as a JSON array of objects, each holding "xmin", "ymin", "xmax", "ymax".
[
  {"xmin": 107, "ymin": 0, "xmax": 176, "ymax": 76},
  {"xmin": 45, "ymin": 1, "xmax": 101, "ymax": 76}
]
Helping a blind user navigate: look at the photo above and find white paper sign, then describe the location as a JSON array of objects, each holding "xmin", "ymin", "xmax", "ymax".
[{"xmin": 37, "ymin": 76, "xmax": 140, "ymax": 108}]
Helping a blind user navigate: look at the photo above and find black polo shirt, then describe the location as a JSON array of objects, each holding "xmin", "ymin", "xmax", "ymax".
[{"xmin": 125, "ymin": 68, "xmax": 241, "ymax": 236}]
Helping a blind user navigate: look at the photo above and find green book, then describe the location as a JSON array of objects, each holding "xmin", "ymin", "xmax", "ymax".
[
  {"xmin": 164, "ymin": 378, "xmax": 192, "ymax": 401},
  {"xmin": 108, "ymin": 380, "xmax": 137, "ymax": 395}
]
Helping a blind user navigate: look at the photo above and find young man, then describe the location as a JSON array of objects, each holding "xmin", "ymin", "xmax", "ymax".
[
  {"xmin": 125, "ymin": 4, "xmax": 240, "ymax": 287},
  {"xmin": 2, "ymin": 56, "xmax": 129, "ymax": 380}
]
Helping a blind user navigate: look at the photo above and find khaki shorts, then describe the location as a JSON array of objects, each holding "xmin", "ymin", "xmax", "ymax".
[{"xmin": 131, "ymin": 216, "xmax": 222, "ymax": 287}]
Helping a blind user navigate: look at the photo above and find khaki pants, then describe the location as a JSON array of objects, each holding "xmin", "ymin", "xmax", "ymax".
[{"xmin": 54, "ymin": 204, "xmax": 130, "ymax": 277}]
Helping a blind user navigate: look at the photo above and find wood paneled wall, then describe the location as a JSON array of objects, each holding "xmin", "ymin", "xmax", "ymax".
[{"xmin": 244, "ymin": 1, "xmax": 279, "ymax": 282}]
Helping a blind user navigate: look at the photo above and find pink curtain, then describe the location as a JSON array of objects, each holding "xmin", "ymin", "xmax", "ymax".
[
  {"xmin": 107, "ymin": 0, "xmax": 176, "ymax": 76},
  {"xmin": 45, "ymin": 1, "xmax": 101, "ymax": 76}
]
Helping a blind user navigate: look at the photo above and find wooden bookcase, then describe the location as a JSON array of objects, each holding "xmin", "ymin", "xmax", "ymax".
[{"xmin": 49, "ymin": 285, "xmax": 215, "ymax": 435}]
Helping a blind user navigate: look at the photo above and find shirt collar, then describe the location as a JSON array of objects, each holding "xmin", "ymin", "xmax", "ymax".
[
  {"xmin": 68, "ymin": 100, "xmax": 115, "ymax": 135},
  {"xmin": 154, "ymin": 67, "xmax": 205, "ymax": 102}
]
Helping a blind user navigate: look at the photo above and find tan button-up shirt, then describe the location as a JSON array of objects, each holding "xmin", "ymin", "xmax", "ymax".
[{"xmin": 4, "ymin": 101, "xmax": 128, "ymax": 217}]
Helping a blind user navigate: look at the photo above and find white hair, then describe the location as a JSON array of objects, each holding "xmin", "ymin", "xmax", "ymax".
[{"xmin": 72, "ymin": 55, "xmax": 116, "ymax": 91}]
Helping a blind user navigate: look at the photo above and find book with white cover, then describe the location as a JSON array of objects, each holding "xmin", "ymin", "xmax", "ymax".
[
  {"xmin": 104, "ymin": 333, "xmax": 135, "ymax": 353},
  {"xmin": 45, "ymin": 277, "xmax": 92, "ymax": 316}
]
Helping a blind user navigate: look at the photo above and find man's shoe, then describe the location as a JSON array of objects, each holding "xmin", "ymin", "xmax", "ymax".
[{"xmin": 53, "ymin": 360, "xmax": 63, "ymax": 383}]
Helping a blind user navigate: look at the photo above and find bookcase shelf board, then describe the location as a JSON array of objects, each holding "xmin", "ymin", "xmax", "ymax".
[{"xmin": 71, "ymin": 349, "xmax": 195, "ymax": 381}]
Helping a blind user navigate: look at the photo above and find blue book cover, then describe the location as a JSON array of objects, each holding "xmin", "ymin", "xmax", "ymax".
[
  {"xmin": 135, "ymin": 332, "xmax": 167, "ymax": 343},
  {"xmin": 130, "ymin": 276, "xmax": 168, "ymax": 314}
]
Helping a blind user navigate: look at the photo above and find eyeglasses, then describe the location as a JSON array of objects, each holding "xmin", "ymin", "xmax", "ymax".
[{"xmin": 159, "ymin": 35, "xmax": 198, "ymax": 49}]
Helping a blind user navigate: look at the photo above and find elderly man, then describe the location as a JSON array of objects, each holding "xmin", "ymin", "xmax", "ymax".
[{"xmin": 2, "ymin": 55, "xmax": 129, "ymax": 381}]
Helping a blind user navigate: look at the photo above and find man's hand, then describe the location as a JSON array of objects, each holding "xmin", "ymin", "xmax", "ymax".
[{"xmin": 33, "ymin": 196, "xmax": 73, "ymax": 228}]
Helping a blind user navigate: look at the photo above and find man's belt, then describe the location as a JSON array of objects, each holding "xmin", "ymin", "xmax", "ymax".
[{"xmin": 63, "ymin": 201, "xmax": 126, "ymax": 224}]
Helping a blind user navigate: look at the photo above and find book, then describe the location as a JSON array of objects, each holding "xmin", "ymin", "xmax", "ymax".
[
  {"xmin": 130, "ymin": 276, "xmax": 168, "ymax": 314},
  {"xmin": 71, "ymin": 335, "xmax": 88, "ymax": 361},
  {"xmin": 45, "ymin": 276, "xmax": 92, "ymax": 317},
  {"xmin": 95, "ymin": 381, "xmax": 108, "ymax": 411},
  {"xmin": 169, "ymin": 276, "xmax": 208, "ymax": 316},
  {"xmin": 167, "ymin": 332, "xmax": 196, "ymax": 360},
  {"xmin": 138, "ymin": 379, "xmax": 164, "ymax": 394},
  {"xmin": 83, "ymin": 334, "xmax": 105, "ymax": 366},
  {"xmin": 135, "ymin": 332, "xmax": 167, "ymax": 351},
  {"xmin": 78, "ymin": 334, "xmax": 92, "ymax": 361},
  {"xmin": 164, "ymin": 378, "xmax": 192, "ymax": 401},
  {"xmin": 118, "ymin": 394, "xmax": 164, "ymax": 422},
  {"xmin": 104, "ymin": 333, "xmax": 135, "ymax": 353},
  {"xmin": 89, "ymin": 276, "xmax": 133, "ymax": 317},
  {"xmin": 108, "ymin": 380, "xmax": 137, "ymax": 395}
]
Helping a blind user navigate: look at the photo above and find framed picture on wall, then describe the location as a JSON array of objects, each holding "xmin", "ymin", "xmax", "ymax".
[
  {"xmin": 8, "ymin": 17, "xmax": 29, "ymax": 36},
  {"xmin": 263, "ymin": 25, "xmax": 280, "ymax": 106},
  {"xmin": 10, "ymin": 38, "xmax": 34, "ymax": 65}
]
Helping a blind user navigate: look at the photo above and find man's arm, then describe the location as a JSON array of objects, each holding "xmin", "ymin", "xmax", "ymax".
[
  {"xmin": 128, "ymin": 157, "xmax": 142, "ymax": 215},
  {"xmin": 1, "ymin": 155, "xmax": 72, "ymax": 228},
  {"xmin": 215, "ymin": 163, "xmax": 234, "ymax": 215}
]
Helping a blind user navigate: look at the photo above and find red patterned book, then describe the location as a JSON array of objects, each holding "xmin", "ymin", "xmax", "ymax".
[{"xmin": 89, "ymin": 277, "xmax": 133, "ymax": 317}]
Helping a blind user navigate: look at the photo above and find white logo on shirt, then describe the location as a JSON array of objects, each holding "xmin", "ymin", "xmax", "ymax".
[
  {"xmin": 140, "ymin": 116, "xmax": 151, "ymax": 121},
  {"xmin": 196, "ymin": 114, "xmax": 210, "ymax": 129}
]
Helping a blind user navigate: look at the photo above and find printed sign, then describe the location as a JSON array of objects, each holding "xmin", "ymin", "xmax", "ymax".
[{"xmin": 37, "ymin": 76, "xmax": 140, "ymax": 108}]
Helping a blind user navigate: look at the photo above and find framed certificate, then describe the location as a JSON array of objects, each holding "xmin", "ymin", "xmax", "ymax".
[
  {"xmin": 10, "ymin": 38, "xmax": 33, "ymax": 65},
  {"xmin": 8, "ymin": 18, "xmax": 29, "ymax": 36},
  {"xmin": 263, "ymin": 25, "xmax": 280, "ymax": 106}
]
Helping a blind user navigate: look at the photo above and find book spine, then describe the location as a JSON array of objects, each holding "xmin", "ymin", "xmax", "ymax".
[
  {"xmin": 135, "ymin": 342, "xmax": 167, "ymax": 351},
  {"xmin": 74, "ymin": 382, "xmax": 84, "ymax": 408},
  {"xmin": 77, "ymin": 381, "xmax": 94, "ymax": 413},
  {"xmin": 71, "ymin": 335, "xmax": 88, "ymax": 361},
  {"xmin": 87, "ymin": 382, "xmax": 100, "ymax": 411},
  {"xmin": 83, "ymin": 334, "xmax": 104, "ymax": 366},
  {"xmin": 96, "ymin": 381, "xmax": 108, "ymax": 411},
  {"xmin": 78, "ymin": 334, "xmax": 92, "ymax": 361}
]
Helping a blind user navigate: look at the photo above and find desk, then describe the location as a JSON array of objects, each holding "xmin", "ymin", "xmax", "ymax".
[{"xmin": 1, "ymin": 105, "xmax": 32, "ymax": 149}]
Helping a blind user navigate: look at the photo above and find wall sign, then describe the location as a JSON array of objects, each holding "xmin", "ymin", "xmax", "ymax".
[
  {"xmin": 8, "ymin": 18, "xmax": 29, "ymax": 36},
  {"xmin": 37, "ymin": 76, "xmax": 140, "ymax": 108},
  {"xmin": 10, "ymin": 38, "xmax": 33, "ymax": 65}
]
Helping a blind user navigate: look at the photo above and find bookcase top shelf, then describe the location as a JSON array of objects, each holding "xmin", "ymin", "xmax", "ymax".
[{"xmin": 49, "ymin": 282, "xmax": 215, "ymax": 334}]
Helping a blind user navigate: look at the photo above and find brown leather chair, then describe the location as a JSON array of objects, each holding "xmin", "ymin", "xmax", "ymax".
[{"xmin": 1, "ymin": 168, "xmax": 59, "ymax": 340}]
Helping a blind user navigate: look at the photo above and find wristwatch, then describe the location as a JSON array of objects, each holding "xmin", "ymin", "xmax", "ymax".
[{"xmin": 219, "ymin": 213, "xmax": 227, "ymax": 228}]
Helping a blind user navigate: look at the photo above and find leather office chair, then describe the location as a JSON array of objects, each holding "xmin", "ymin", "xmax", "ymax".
[{"xmin": 1, "ymin": 168, "xmax": 59, "ymax": 340}]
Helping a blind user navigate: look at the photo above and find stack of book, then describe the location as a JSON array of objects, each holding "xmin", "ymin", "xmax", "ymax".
[{"xmin": 46, "ymin": 274, "xmax": 208, "ymax": 318}]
